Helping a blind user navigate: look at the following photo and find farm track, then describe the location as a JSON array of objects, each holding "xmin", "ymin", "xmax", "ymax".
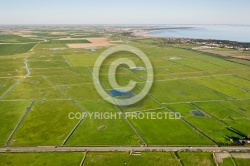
[
  {"xmin": 0, "ymin": 77, "xmax": 25, "ymax": 100},
  {"xmin": 1, "ymin": 146, "xmax": 250, "ymax": 153}
]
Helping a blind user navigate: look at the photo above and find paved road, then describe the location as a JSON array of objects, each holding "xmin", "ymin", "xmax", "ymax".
[{"xmin": 1, "ymin": 146, "xmax": 250, "ymax": 153}]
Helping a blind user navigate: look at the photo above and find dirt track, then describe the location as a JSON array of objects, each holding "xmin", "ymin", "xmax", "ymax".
[{"xmin": 1, "ymin": 146, "xmax": 250, "ymax": 153}]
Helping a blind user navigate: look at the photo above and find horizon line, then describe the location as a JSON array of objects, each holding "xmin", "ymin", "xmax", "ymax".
[{"xmin": 0, "ymin": 24, "xmax": 250, "ymax": 26}]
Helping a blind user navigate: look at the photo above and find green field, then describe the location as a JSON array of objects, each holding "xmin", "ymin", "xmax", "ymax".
[
  {"xmin": 3, "ymin": 76, "xmax": 67, "ymax": 100},
  {"xmin": 146, "ymin": 79, "xmax": 227, "ymax": 104},
  {"xmin": 191, "ymin": 77, "xmax": 250, "ymax": 99},
  {"xmin": 0, "ymin": 28, "xmax": 250, "ymax": 165},
  {"xmin": 234, "ymin": 158, "xmax": 250, "ymax": 166},
  {"xmin": 1, "ymin": 152, "xmax": 250, "ymax": 166},
  {"xmin": 9, "ymin": 101, "xmax": 80, "ymax": 146},
  {"xmin": 0, "ymin": 78, "xmax": 20, "ymax": 97},
  {"xmin": 84, "ymin": 152, "xmax": 180, "ymax": 166},
  {"xmin": 0, "ymin": 152, "xmax": 84, "ymax": 166},
  {"xmin": 0, "ymin": 34, "xmax": 40, "ymax": 43},
  {"xmin": 66, "ymin": 101, "xmax": 141, "ymax": 146},
  {"xmin": 178, "ymin": 152, "xmax": 215, "ymax": 166},
  {"xmin": 0, "ymin": 58, "xmax": 26, "ymax": 76},
  {"xmin": 0, "ymin": 43, "xmax": 36, "ymax": 56},
  {"xmin": 129, "ymin": 109, "xmax": 213, "ymax": 145},
  {"xmin": 0, "ymin": 101, "xmax": 30, "ymax": 146}
]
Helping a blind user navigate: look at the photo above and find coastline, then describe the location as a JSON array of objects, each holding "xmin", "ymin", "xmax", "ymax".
[
  {"xmin": 132, "ymin": 30, "xmax": 250, "ymax": 61},
  {"xmin": 134, "ymin": 29, "xmax": 250, "ymax": 43},
  {"xmin": 132, "ymin": 30, "xmax": 250, "ymax": 48}
]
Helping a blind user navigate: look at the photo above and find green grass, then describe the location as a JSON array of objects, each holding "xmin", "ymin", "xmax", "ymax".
[
  {"xmin": 167, "ymin": 102, "xmax": 246, "ymax": 144},
  {"xmin": 0, "ymin": 44, "xmax": 36, "ymax": 56},
  {"xmin": 193, "ymin": 102, "xmax": 242, "ymax": 120},
  {"xmin": 0, "ymin": 101, "xmax": 30, "ymax": 146},
  {"xmin": 62, "ymin": 83, "xmax": 102, "ymax": 101},
  {"xmin": 3, "ymin": 76, "xmax": 67, "ymax": 100},
  {"xmin": 29, "ymin": 59, "xmax": 70, "ymax": 68},
  {"xmin": 0, "ymin": 34, "xmax": 40, "ymax": 43},
  {"xmin": 0, "ymin": 58, "xmax": 26, "ymax": 76},
  {"xmin": 157, "ymin": 63, "xmax": 199, "ymax": 74},
  {"xmin": 0, "ymin": 78, "xmax": 20, "ymax": 97},
  {"xmin": 214, "ymin": 75, "xmax": 250, "ymax": 90},
  {"xmin": 178, "ymin": 152, "xmax": 216, "ymax": 166},
  {"xmin": 146, "ymin": 79, "xmax": 226, "ymax": 103},
  {"xmin": 84, "ymin": 152, "xmax": 181, "ymax": 166},
  {"xmin": 9, "ymin": 101, "xmax": 80, "ymax": 146},
  {"xmin": 46, "ymin": 74, "xmax": 94, "ymax": 85},
  {"xmin": 30, "ymin": 67, "xmax": 82, "ymax": 76},
  {"xmin": 217, "ymin": 155, "xmax": 234, "ymax": 166},
  {"xmin": 218, "ymin": 158, "xmax": 234, "ymax": 166},
  {"xmin": 186, "ymin": 116, "xmax": 241, "ymax": 145},
  {"xmin": 66, "ymin": 54, "xmax": 100, "ymax": 66},
  {"xmin": 0, "ymin": 152, "xmax": 83, "ymax": 166},
  {"xmin": 235, "ymin": 73, "xmax": 250, "ymax": 80},
  {"xmin": 226, "ymin": 119, "xmax": 250, "ymax": 136},
  {"xmin": 129, "ymin": 109, "xmax": 213, "ymax": 145},
  {"xmin": 233, "ymin": 158, "xmax": 250, "ymax": 166},
  {"xmin": 217, "ymin": 99, "xmax": 250, "ymax": 117},
  {"xmin": 227, "ymin": 58, "xmax": 250, "ymax": 66},
  {"xmin": 191, "ymin": 77, "xmax": 250, "ymax": 99},
  {"xmin": 191, "ymin": 52, "xmax": 248, "ymax": 69},
  {"xmin": 100, "ymin": 74, "xmax": 145, "ymax": 90},
  {"xmin": 1, "ymin": 30, "xmax": 250, "ymax": 150},
  {"xmin": 66, "ymin": 101, "xmax": 141, "ymax": 146},
  {"xmin": 167, "ymin": 103, "xmax": 197, "ymax": 117},
  {"xmin": 121, "ymin": 96, "xmax": 163, "ymax": 112},
  {"xmin": 176, "ymin": 58, "xmax": 225, "ymax": 71}
]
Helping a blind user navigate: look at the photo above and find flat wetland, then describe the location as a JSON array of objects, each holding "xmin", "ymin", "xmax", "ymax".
[{"xmin": 0, "ymin": 27, "xmax": 250, "ymax": 165}]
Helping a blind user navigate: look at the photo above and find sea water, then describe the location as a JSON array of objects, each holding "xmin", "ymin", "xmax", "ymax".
[{"xmin": 147, "ymin": 25, "xmax": 250, "ymax": 43}]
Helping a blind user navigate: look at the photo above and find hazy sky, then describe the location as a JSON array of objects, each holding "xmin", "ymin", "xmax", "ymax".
[{"xmin": 0, "ymin": 0, "xmax": 249, "ymax": 24}]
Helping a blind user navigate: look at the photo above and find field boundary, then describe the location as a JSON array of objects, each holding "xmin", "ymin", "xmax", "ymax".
[
  {"xmin": 186, "ymin": 79, "xmax": 234, "ymax": 100},
  {"xmin": 0, "ymin": 77, "xmax": 25, "ymax": 100},
  {"xmin": 173, "ymin": 152, "xmax": 184, "ymax": 166},
  {"xmin": 4, "ymin": 101, "xmax": 35, "ymax": 147},
  {"xmin": 61, "ymin": 101, "xmax": 88, "ymax": 146},
  {"xmin": 80, "ymin": 152, "xmax": 87, "ymax": 166},
  {"xmin": 63, "ymin": 55, "xmax": 73, "ymax": 67},
  {"xmin": 136, "ymin": 85, "xmax": 218, "ymax": 146},
  {"xmin": 87, "ymin": 66, "xmax": 148, "ymax": 147}
]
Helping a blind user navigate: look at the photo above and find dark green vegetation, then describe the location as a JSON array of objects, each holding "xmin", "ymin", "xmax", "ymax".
[
  {"xmin": 0, "ymin": 34, "xmax": 40, "ymax": 43},
  {"xmin": 0, "ymin": 43, "xmax": 36, "ymax": 56}
]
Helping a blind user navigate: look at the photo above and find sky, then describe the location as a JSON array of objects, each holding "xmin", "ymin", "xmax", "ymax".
[{"xmin": 0, "ymin": 0, "xmax": 249, "ymax": 24}]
